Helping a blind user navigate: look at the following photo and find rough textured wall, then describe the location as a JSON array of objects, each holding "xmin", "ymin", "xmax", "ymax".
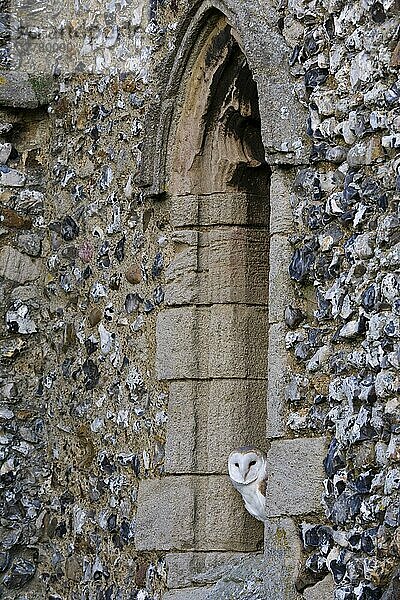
[
  {"xmin": 0, "ymin": 104, "xmax": 52, "ymax": 597},
  {"xmin": 282, "ymin": 0, "xmax": 400, "ymax": 598},
  {"xmin": 0, "ymin": 0, "xmax": 400, "ymax": 599},
  {"xmin": 144, "ymin": 1, "xmax": 400, "ymax": 598},
  {"xmin": 0, "ymin": 1, "xmax": 173, "ymax": 598}
]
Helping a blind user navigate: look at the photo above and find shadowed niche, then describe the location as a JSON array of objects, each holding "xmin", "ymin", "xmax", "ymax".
[{"xmin": 168, "ymin": 18, "xmax": 270, "ymax": 197}]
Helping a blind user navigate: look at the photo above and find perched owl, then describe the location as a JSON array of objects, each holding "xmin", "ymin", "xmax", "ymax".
[{"xmin": 228, "ymin": 446, "xmax": 268, "ymax": 522}]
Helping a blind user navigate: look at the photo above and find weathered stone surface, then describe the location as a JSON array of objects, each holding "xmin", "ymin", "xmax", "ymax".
[
  {"xmin": 0, "ymin": 72, "xmax": 55, "ymax": 108},
  {"xmin": 166, "ymin": 552, "xmax": 256, "ymax": 589},
  {"xmin": 156, "ymin": 307, "xmax": 198, "ymax": 379},
  {"xmin": 207, "ymin": 227, "xmax": 268, "ymax": 305},
  {"xmin": 263, "ymin": 517, "xmax": 303, "ymax": 600},
  {"xmin": 2, "ymin": 0, "xmax": 399, "ymax": 598},
  {"xmin": 260, "ymin": 82, "xmax": 309, "ymax": 163},
  {"xmin": 167, "ymin": 551, "xmax": 302, "ymax": 600},
  {"xmin": 165, "ymin": 226, "xmax": 268, "ymax": 306},
  {"xmin": 265, "ymin": 437, "xmax": 326, "ymax": 516},
  {"xmin": 135, "ymin": 475, "xmax": 263, "ymax": 552},
  {"xmin": 164, "ymin": 230, "xmax": 199, "ymax": 305},
  {"xmin": 205, "ymin": 305, "xmax": 268, "ymax": 379},
  {"xmin": 303, "ymin": 575, "xmax": 334, "ymax": 599},
  {"xmin": 0, "ymin": 246, "xmax": 41, "ymax": 284},
  {"xmin": 170, "ymin": 195, "xmax": 199, "ymax": 228},
  {"xmin": 170, "ymin": 193, "xmax": 268, "ymax": 229},
  {"xmin": 156, "ymin": 305, "xmax": 267, "ymax": 380},
  {"xmin": 135, "ymin": 477, "xmax": 195, "ymax": 552},
  {"xmin": 163, "ymin": 588, "xmax": 212, "ymax": 600},
  {"xmin": 269, "ymin": 234, "xmax": 296, "ymax": 323},
  {"xmin": 270, "ymin": 168, "xmax": 295, "ymax": 235},
  {"xmin": 267, "ymin": 323, "xmax": 290, "ymax": 438},
  {"xmin": 165, "ymin": 379, "xmax": 267, "ymax": 473}
]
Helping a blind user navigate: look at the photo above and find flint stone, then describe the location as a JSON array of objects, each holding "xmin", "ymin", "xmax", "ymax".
[
  {"xmin": 17, "ymin": 233, "xmax": 41, "ymax": 257},
  {"xmin": 347, "ymin": 138, "xmax": 383, "ymax": 167},
  {"xmin": 0, "ymin": 165, "xmax": 25, "ymax": 186},
  {"xmin": 265, "ymin": 437, "xmax": 326, "ymax": 516},
  {"xmin": 381, "ymin": 568, "xmax": 400, "ymax": 600},
  {"xmin": 1, "ymin": 207, "xmax": 32, "ymax": 229},
  {"xmin": 3, "ymin": 557, "xmax": 36, "ymax": 589},
  {"xmin": 0, "ymin": 142, "xmax": 11, "ymax": 163},
  {"xmin": 0, "ymin": 246, "xmax": 40, "ymax": 283}
]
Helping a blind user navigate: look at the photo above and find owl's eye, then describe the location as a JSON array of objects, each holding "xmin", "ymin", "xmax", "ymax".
[
  {"xmin": 249, "ymin": 460, "xmax": 257, "ymax": 467},
  {"xmin": 235, "ymin": 462, "xmax": 239, "ymax": 467}
]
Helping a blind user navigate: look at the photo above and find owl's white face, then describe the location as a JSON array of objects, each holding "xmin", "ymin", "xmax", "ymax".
[{"xmin": 228, "ymin": 448, "xmax": 266, "ymax": 485}]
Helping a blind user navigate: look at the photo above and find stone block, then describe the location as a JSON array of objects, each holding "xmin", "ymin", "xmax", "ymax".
[
  {"xmin": 164, "ymin": 380, "xmax": 197, "ymax": 473},
  {"xmin": 183, "ymin": 551, "xmax": 302, "ymax": 600},
  {"xmin": 163, "ymin": 588, "xmax": 212, "ymax": 600},
  {"xmin": 269, "ymin": 234, "xmax": 295, "ymax": 324},
  {"xmin": 303, "ymin": 575, "xmax": 335, "ymax": 599},
  {"xmin": 260, "ymin": 82, "xmax": 310, "ymax": 164},
  {"xmin": 0, "ymin": 246, "xmax": 41, "ymax": 284},
  {"xmin": 165, "ymin": 379, "xmax": 267, "ymax": 474},
  {"xmin": 199, "ymin": 192, "xmax": 268, "ymax": 227},
  {"xmin": 166, "ymin": 551, "xmax": 256, "ymax": 589},
  {"xmin": 263, "ymin": 517, "xmax": 303, "ymax": 600},
  {"xmin": 0, "ymin": 72, "xmax": 55, "ymax": 108},
  {"xmin": 165, "ymin": 225, "xmax": 269, "ymax": 307},
  {"xmin": 196, "ymin": 476, "xmax": 263, "ymax": 551},
  {"xmin": 205, "ymin": 304, "xmax": 268, "ymax": 379},
  {"xmin": 170, "ymin": 192, "xmax": 268, "ymax": 228},
  {"xmin": 202, "ymin": 379, "xmax": 267, "ymax": 472},
  {"xmin": 207, "ymin": 227, "xmax": 268, "ymax": 305},
  {"xmin": 165, "ymin": 230, "xmax": 199, "ymax": 306},
  {"xmin": 135, "ymin": 476, "xmax": 194, "ymax": 552},
  {"xmin": 135, "ymin": 475, "xmax": 263, "ymax": 552},
  {"xmin": 265, "ymin": 437, "xmax": 327, "ymax": 516},
  {"xmin": 156, "ymin": 307, "xmax": 198, "ymax": 380},
  {"xmin": 266, "ymin": 323, "xmax": 290, "ymax": 438},
  {"xmin": 170, "ymin": 195, "xmax": 199, "ymax": 228},
  {"xmin": 270, "ymin": 168, "xmax": 295, "ymax": 236},
  {"xmin": 157, "ymin": 305, "xmax": 267, "ymax": 380}
]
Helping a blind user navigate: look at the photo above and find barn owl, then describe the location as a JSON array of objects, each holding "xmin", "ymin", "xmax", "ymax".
[{"xmin": 228, "ymin": 446, "xmax": 268, "ymax": 522}]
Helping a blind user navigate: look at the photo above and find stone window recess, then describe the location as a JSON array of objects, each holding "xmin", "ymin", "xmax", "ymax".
[
  {"xmin": 136, "ymin": 8, "xmax": 268, "ymax": 579},
  {"xmin": 136, "ymin": 5, "xmax": 326, "ymax": 599}
]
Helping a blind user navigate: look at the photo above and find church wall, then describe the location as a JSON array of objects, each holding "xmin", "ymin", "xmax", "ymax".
[{"xmin": 0, "ymin": 0, "xmax": 399, "ymax": 599}]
